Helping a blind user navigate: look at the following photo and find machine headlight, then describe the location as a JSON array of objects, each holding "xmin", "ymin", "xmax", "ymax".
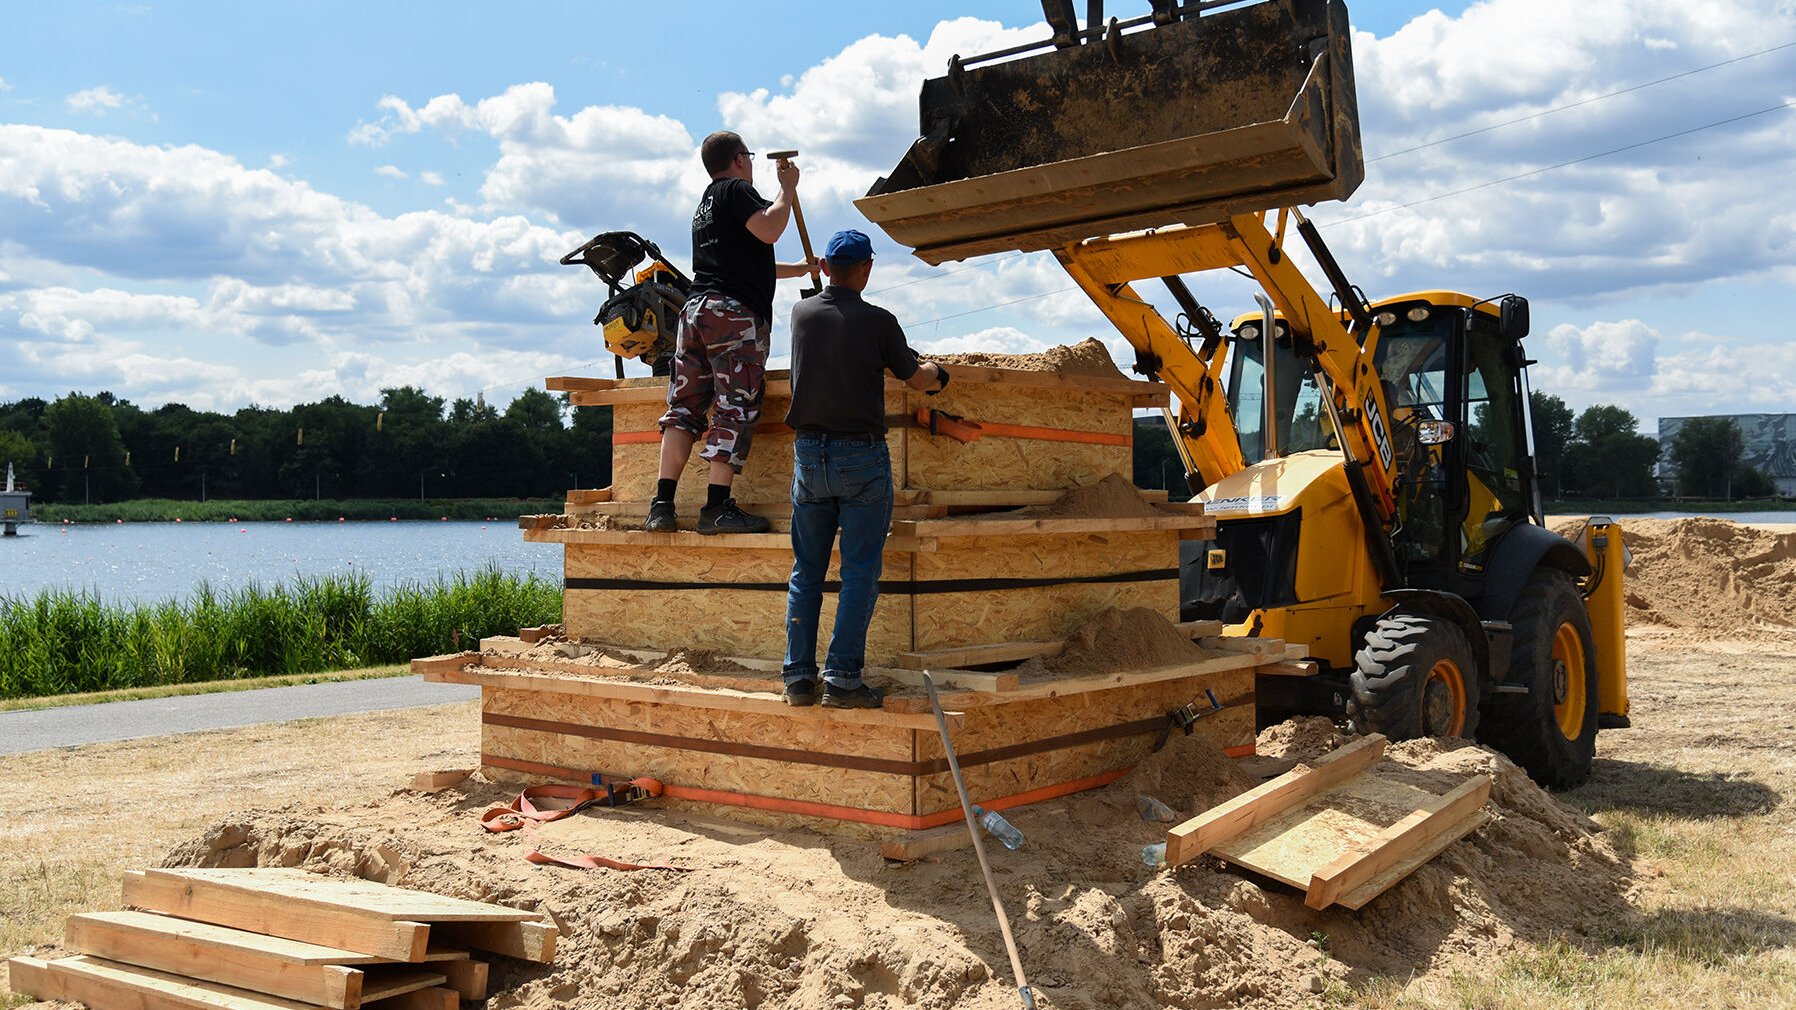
[{"xmin": 1406, "ymin": 307, "xmax": 1431, "ymax": 322}]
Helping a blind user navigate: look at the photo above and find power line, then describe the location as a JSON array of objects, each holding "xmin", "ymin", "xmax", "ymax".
[
  {"xmin": 1330, "ymin": 100, "xmax": 1796, "ymax": 225},
  {"xmin": 1370, "ymin": 39, "xmax": 1796, "ymax": 163},
  {"xmin": 866, "ymin": 250, "xmax": 1033, "ymax": 297},
  {"xmin": 905, "ymin": 286, "xmax": 1082, "ymax": 329}
]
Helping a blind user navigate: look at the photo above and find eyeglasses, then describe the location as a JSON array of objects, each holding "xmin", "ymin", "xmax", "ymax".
[{"xmin": 737, "ymin": 150, "xmax": 755, "ymax": 161}]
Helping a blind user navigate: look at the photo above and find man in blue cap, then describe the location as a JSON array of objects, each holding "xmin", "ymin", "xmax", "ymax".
[{"xmin": 780, "ymin": 228, "xmax": 949, "ymax": 708}]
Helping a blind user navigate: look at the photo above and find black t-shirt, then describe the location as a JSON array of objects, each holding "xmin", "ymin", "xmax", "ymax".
[
  {"xmin": 785, "ymin": 287, "xmax": 921, "ymax": 435},
  {"xmin": 689, "ymin": 177, "xmax": 774, "ymax": 324}
]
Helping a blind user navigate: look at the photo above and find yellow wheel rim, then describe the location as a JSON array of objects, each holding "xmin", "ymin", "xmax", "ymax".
[
  {"xmin": 1424, "ymin": 658, "xmax": 1469, "ymax": 737},
  {"xmin": 1551, "ymin": 621, "xmax": 1588, "ymax": 740}
]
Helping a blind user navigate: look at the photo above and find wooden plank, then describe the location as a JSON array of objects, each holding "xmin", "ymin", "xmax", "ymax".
[
  {"xmin": 429, "ymin": 922, "xmax": 555, "ymax": 963},
  {"xmin": 451, "ymin": 658, "xmax": 957, "ymax": 731},
  {"xmin": 1163, "ymin": 735, "xmax": 1387, "ymax": 866},
  {"xmin": 890, "ymin": 649, "xmax": 1260, "ymax": 713},
  {"xmin": 140, "ymin": 869, "xmax": 541, "ymax": 924},
  {"xmin": 894, "ymin": 513, "xmax": 1212, "ymax": 538},
  {"xmin": 880, "ymin": 823, "xmax": 974, "ymax": 861},
  {"xmin": 1173, "ymin": 620, "xmax": 1226, "ymax": 639},
  {"xmin": 1199, "ymin": 636, "xmax": 1291, "ymax": 657},
  {"xmin": 878, "ymin": 666, "xmax": 1020, "ymax": 693},
  {"xmin": 1259, "ymin": 660, "xmax": 1320, "ymax": 677},
  {"xmin": 1211, "ymin": 775, "xmax": 1440, "ymax": 889},
  {"xmin": 525, "ymin": 525, "xmax": 927, "ymax": 553},
  {"xmin": 364, "ymin": 987, "xmax": 457, "ymax": 1010},
  {"xmin": 1306, "ymin": 775, "xmax": 1493, "ymax": 910},
  {"xmin": 410, "ymin": 769, "xmax": 474, "ymax": 793},
  {"xmin": 543, "ymin": 376, "xmax": 620, "ymax": 392},
  {"xmin": 409, "ymin": 653, "xmax": 479, "ymax": 678},
  {"xmin": 895, "ymin": 640, "xmax": 1058, "ymax": 671},
  {"xmin": 431, "ymin": 959, "xmax": 488, "ymax": 1000},
  {"xmin": 33, "ymin": 955, "xmax": 323, "ymax": 1010},
  {"xmin": 516, "ymin": 624, "xmax": 559, "ymax": 645},
  {"xmin": 6, "ymin": 956, "xmax": 61, "ymax": 1002},
  {"xmin": 356, "ymin": 970, "xmax": 451, "ymax": 1006},
  {"xmin": 65, "ymin": 911, "xmax": 399, "ymax": 1007},
  {"xmin": 123, "ymin": 871, "xmax": 431, "ymax": 963},
  {"xmin": 918, "ymin": 487, "xmax": 1169, "ymax": 507}
]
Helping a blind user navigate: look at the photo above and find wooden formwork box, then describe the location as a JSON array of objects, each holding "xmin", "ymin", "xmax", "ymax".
[
  {"xmin": 554, "ymin": 364, "xmax": 1169, "ymax": 508},
  {"xmin": 424, "ymin": 648, "xmax": 1261, "ymax": 835},
  {"xmin": 529, "ymin": 516, "xmax": 1205, "ymax": 669}
]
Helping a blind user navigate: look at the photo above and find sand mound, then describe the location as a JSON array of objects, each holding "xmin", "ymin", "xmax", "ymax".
[
  {"xmin": 1551, "ymin": 516, "xmax": 1796, "ymax": 639},
  {"xmin": 153, "ymin": 723, "xmax": 1636, "ymax": 1010},
  {"xmin": 933, "ymin": 338, "xmax": 1126, "ymax": 380},
  {"xmin": 1011, "ymin": 607, "xmax": 1206, "ymax": 677},
  {"xmin": 1028, "ymin": 473, "xmax": 1165, "ymax": 520}
]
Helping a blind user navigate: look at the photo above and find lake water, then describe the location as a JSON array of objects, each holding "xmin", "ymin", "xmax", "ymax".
[{"xmin": 0, "ymin": 520, "xmax": 562, "ymax": 604}]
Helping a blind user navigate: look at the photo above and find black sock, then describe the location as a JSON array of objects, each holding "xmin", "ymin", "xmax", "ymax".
[
  {"xmin": 705, "ymin": 483, "xmax": 731, "ymax": 510},
  {"xmin": 655, "ymin": 478, "xmax": 677, "ymax": 503}
]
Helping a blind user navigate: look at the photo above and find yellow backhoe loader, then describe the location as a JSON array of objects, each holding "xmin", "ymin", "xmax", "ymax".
[{"xmin": 858, "ymin": 0, "xmax": 1627, "ymax": 787}]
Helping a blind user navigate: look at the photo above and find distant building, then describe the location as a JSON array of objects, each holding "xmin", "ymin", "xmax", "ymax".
[{"xmin": 1657, "ymin": 414, "xmax": 1796, "ymax": 495}]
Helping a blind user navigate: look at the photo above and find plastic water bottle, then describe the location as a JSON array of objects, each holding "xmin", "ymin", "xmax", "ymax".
[
  {"xmin": 970, "ymin": 805, "xmax": 1025, "ymax": 850},
  {"xmin": 1142, "ymin": 842, "xmax": 1167, "ymax": 866}
]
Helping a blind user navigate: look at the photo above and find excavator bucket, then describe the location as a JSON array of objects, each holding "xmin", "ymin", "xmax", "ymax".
[{"xmin": 856, "ymin": 0, "xmax": 1361, "ymax": 264}]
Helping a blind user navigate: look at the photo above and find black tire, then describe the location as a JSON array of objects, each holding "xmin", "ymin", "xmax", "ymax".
[
  {"xmin": 1477, "ymin": 569, "xmax": 1598, "ymax": 788},
  {"xmin": 1347, "ymin": 613, "xmax": 1481, "ymax": 740}
]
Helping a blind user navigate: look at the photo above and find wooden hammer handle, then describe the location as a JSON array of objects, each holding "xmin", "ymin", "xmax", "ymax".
[{"xmin": 770, "ymin": 152, "xmax": 821, "ymax": 290}]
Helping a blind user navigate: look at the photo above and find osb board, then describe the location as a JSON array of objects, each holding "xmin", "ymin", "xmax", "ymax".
[
  {"xmin": 1211, "ymin": 774, "xmax": 1444, "ymax": 889},
  {"xmin": 910, "ymin": 529, "xmax": 1179, "ymax": 651},
  {"xmin": 564, "ymin": 590, "xmax": 910, "ymax": 665},
  {"xmin": 914, "ymin": 665, "xmax": 1255, "ymax": 816},
  {"xmin": 483, "ymin": 687, "xmax": 912, "ymax": 760},
  {"xmin": 899, "ymin": 382, "xmax": 1133, "ymax": 491},
  {"xmin": 482, "ymin": 723, "xmax": 912, "ymax": 815},
  {"xmin": 564, "ymin": 541, "xmax": 911, "ymax": 583}
]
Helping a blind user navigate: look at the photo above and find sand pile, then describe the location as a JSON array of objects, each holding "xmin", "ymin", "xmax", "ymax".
[
  {"xmin": 147, "ymin": 721, "xmax": 1635, "ymax": 1010},
  {"xmin": 1027, "ymin": 473, "xmax": 1166, "ymax": 521},
  {"xmin": 934, "ymin": 338, "xmax": 1127, "ymax": 380},
  {"xmin": 1551, "ymin": 516, "xmax": 1796, "ymax": 639},
  {"xmin": 1012, "ymin": 607, "xmax": 1207, "ymax": 677}
]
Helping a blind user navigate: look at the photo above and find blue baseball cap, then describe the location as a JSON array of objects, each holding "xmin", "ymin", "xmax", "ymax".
[{"xmin": 823, "ymin": 229, "xmax": 874, "ymax": 264}]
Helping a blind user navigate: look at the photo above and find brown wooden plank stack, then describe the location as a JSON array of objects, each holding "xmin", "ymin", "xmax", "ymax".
[{"xmin": 6, "ymin": 869, "xmax": 554, "ymax": 1010}]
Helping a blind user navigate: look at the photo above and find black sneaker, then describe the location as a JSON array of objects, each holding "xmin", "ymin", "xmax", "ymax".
[
  {"xmin": 697, "ymin": 498, "xmax": 771, "ymax": 535},
  {"xmin": 645, "ymin": 499, "xmax": 678, "ymax": 532},
  {"xmin": 821, "ymin": 683, "xmax": 884, "ymax": 709},
  {"xmin": 782, "ymin": 679, "xmax": 818, "ymax": 707}
]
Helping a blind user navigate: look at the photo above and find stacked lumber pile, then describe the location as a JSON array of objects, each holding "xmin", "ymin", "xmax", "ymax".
[{"xmin": 7, "ymin": 868, "xmax": 555, "ymax": 1010}]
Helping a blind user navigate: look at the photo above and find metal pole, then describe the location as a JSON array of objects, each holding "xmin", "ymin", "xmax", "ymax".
[{"xmin": 923, "ymin": 673, "xmax": 1036, "ymax": 1010}]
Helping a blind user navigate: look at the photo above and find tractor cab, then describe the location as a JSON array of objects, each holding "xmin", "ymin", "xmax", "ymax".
[{"xmin": 1220, "ymin": 291, "xmax": 1538, "ymax": 593}]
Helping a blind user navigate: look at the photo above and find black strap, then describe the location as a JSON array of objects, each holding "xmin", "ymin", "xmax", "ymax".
[{"xmin": 565, "ymin": 569, "xmax": 1178, "ymax": 594}]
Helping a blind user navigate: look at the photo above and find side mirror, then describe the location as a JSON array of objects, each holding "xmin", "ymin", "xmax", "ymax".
[{"xmin": 1500, "ymin": 295, "xmax": 1530, "ymax": 341}]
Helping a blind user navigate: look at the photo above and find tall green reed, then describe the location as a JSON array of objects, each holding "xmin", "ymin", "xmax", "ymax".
[{"xmin": 0, "ymin": 566, "xmax": 561, "ymax": 699}]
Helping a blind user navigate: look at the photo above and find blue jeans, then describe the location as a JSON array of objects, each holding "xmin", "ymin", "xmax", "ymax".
[{"xmin": 784, "ymin": 437, "xmax": 893, "ymax": 689}]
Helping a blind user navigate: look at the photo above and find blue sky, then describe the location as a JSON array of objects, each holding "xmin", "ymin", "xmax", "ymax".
[{"xmin": 3, "ymin": 0, "xmax": 1795, "ymax": 432}]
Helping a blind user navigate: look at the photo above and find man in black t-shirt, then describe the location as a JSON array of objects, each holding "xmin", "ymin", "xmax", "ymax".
[
  {"xmin": 650, "ymin": 130, "xmax": 814, "ymax": 535},
  {"xmin": 779, "ymin": 229, "xmax": 949, "ymax": 709}
]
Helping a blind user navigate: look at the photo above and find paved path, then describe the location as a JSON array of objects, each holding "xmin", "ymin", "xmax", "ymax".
[{"xmin": 0, "ymin": 676, "xmax": 480, "ymax": 755}]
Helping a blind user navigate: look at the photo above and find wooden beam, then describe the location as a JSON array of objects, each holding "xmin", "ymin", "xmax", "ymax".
[
  {"xmin": 429, "ymin": 922, "xmax": 556, "ymax": 964},
  {"xmin": 893, "ymin": 513, "xmax": 1212, "ymax": 538},
  {"xmin": 1199, "ymin": 636, "xmax": 1291, "ymax": 658},
  {"xmin": 364, "ymin": 987, "xmax": 458, "ymax": 1010},
  {"xmin": 1163, "ymin": 735, "xmax": 1388, "ymax": 866},
  {"xmin": 136, "ymin": 869, "xmax": 541, "ymax": 924},
  {"xmin": 543, "ymin": 376, "xmax": 621, "ymax": 392},
  {"xmin": 894, "ymin": 639, "xmax": 1057, "ymax": 672},
  {"xmin": 408, "ymin": 653, "xmax": 479, "ymax": 678},
  {"xmin": 880, "ymin": 823, "xmax": 974, "ymax": 861},
  {"xmin": 889, "ymin": 649, "xmax": 1260, "ymax": 713},
  {"xmin": 564, "ymin": 487, "xmax": 614, "ymax": 505},
  {"xmin": 410, "ymin": 769, "xmax": 474, "ymax": 793},
  {"xmin": 1173, "ymin": 620, "xmax": 1225, "ymax": 639},
  {"xmin": 1258, "ymin": 660, "xmax": 1320, "ymax": 677},
  {"xmin": 523, "ymin": 525, "xmax": 928, "ymax": 553},
  {"xmin": 1306, "ymin": 774, "xmax": 1493, "ymax": 910},
  {"xmin": 877, "ymin": 666, "xmax": 1020, "ymax": 693},
  {"xmin": 6, "ymin": 956, "xmax": 61, "ymax": 1002},
  {"xmin": 19, "ymin": 955, "xmax": 323, "ymax": 1010},
  {"xmin": 431, "ymin": 958, "xmax": 489, "ymax": 1000},
  {"xmin": 446, "ymin": 658, "xmax": 956, "ymax": 731},
  {"xmin": 122, "ymin": 871, "xmax": 431, "ymax": 963},
  {"xmin": 64, "ymin": 911, "xmax": 419, "ymax": 1008}
]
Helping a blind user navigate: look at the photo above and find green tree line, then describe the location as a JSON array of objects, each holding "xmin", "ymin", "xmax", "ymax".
[{"xmin": 0, "ymin": 387, "xmax": 613, "ymax": 503}]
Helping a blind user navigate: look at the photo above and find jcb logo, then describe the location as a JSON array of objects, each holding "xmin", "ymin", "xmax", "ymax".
[{"xmin": 1365, "ymin": 393, "xmax": 1394, "ymax": 471}]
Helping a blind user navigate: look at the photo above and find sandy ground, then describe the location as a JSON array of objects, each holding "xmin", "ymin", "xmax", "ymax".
[{"xmin": 3, "ymin": 517, "xmax": 1795, "ymax": 1008}]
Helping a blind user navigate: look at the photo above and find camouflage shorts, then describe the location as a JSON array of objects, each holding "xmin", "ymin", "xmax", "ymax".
[{"xmin": 658, "ymin": 293, "xmax": 771, "ymax": 470}]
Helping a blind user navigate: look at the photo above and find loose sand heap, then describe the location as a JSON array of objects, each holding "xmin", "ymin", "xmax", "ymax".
[
  {"xmin": 1025, "ymin": 473, "xmax": 1168, "ymax": 521},
  {"xmin": 143, "ymin": 723, "xmax": 1637, "ymax": 1010},
  {"xmin": 1020, "ymin": 606, "xmax": 1208, "ymax": 676},
  {"xmin": 934, "ymin": 338, "xmax": 1127, "ymax": 380},
  {"xmin": 1551, "ymin": 515, "xmax": 1796, "ymax": 640}
]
